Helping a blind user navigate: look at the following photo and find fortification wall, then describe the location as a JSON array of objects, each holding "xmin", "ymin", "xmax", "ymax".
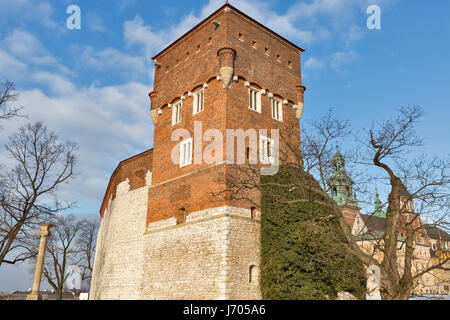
[
  {"xmin": 90, "ymin": 175, "xmax": 150, "ymax": 300},
  {"xmin": 141, "ymin": 206, "xmax": 261, "ymax": 300},
  {"xmin": 91, "ymin": 181, "xmax": 261, "ymax": 300}
]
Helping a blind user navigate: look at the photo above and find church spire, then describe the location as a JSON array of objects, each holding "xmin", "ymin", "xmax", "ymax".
[
  {"xmin": 373, "ymin": 187, "xmax": 386, "ymax": 218},
  {"xmin": 328, "ymin": 144, "xmax": 359, "ymax": 208}
]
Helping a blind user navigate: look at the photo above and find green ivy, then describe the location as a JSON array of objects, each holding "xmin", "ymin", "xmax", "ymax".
[{"xmin": 260, "ymin": 166, "xmax": 367, "ymax": 300}]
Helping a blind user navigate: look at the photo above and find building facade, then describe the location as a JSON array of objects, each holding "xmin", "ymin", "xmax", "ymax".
[
  {"xmin": 90, "ymin": 3, "xmax": 306, "ymax": 300},
  {"xmin": 328, "ymin": 147, "xmax": 450, "ymax": 297}
]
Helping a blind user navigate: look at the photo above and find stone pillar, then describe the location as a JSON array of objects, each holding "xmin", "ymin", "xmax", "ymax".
[
  {"xmin": 217, "ymin": 47, "xmax": 236, "ymax": 88},
  {"xmin": 26, "ymin": 224, "xmax": 52, "ymax": 300},
  {"xmin": 295, "ymin": 84, "xmax": 306, "ymax": 119}
]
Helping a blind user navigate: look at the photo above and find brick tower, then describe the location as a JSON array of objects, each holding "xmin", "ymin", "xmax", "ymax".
[{"xmin": 90, "ymin": 3, "xmax": 306, "ymax": 300}]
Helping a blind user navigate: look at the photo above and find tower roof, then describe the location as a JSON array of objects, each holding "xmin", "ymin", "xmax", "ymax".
[
  {"xmin": 152, "ymin": 2, "xmax": 305, "ymax": 60},
  {"xmin": 328, "ymin": 144, "xmax": 359, "ymax": 208},
  {"xmin": 373, "ymin": 187, "xmax": 386, "ymax": 218}
]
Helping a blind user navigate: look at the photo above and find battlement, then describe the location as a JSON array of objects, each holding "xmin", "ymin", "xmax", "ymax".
[{"xmin": 100, "ymin": 149, "xmax": 153, "ymax": 217}]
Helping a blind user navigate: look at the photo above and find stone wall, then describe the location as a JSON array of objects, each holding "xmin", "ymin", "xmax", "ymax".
[
  {"xmin": 90, "ymin": 177, "xmax": 150, "ymax": 300},
  {"xmin": 91, "ymin": 178, "xmax": 261, "ymax": 300}
]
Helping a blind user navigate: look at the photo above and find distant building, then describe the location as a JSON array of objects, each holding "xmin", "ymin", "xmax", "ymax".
[
  {"xmin": 0, "ymin": 292, "xmax": 11, "ymax": 300},
  {"xmin": 328, "ymin": 147, "xmax": 449, "ymax": 297},
  {"xmin": 10, "ymin": 290, "xmax": 76, "ymax": 300},
  {"xmin": 425, "ymin": 225, "xmax": 450, "ymax": 252}
]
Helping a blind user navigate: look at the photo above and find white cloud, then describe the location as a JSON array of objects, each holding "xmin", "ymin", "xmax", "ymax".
[
  {"xmin": 123, "ymin": 16, "xmax": 167, "ymax": 58},
  {"xmin": 304, "ymin": 57, "xmax": 324, "ymax": 70},
  {"xmin": 0, "ymin": 50, "xmax": 28, "ymax": 79},
  {"xmin": 74, "ymin": 45, "xmax": 151, "ymax": 80},
  {"xmin": 331, "ymin": 50, "xmax": 358, "ymax": 72},
  {"xmin": 1, "ymin": 79, "xmax": 153, "ymax": 207},
  {"xmin": 120, "ymin": 0, "xmax": 395, "ymax": 63},
  {"xmin": 0, "ymin": 0, "xmax": 57, "ymax": 28},
  {"xmin": 31, "ymin": 72, "xmax": 76, "ymax": 96},
  {"xmin": 87, "ymin": 13, "xmax": 107, "ymax": 33},
  {"xmin": 1, "ymin": 29, "xmax": 69, "ymax": 74}
]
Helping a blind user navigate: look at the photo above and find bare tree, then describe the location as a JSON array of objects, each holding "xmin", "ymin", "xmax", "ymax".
[
  {"xmin": 77, "ymin": 219, "xmax": 98, "ymax": 287},
  {"xmin": 0, "ymin": 80, "xmax": 23, "ymax": 122},
  {"xmin": 362, "ymin": 105, "xmax": 450, "ymax": 299},
  {"xmin": 0, "ymin": 121, "xmax": 78, "ymax": 266},
  {"xmin": 218, "ymin": 105, "xmax": 449, "ymax": 300},
  {"xmin": 35, "ymin": 214, "xmax": 85, "ymax": 300},
  {"xmin": 301, "ymin": 109, "xmax": 351, "ymax": 191}
]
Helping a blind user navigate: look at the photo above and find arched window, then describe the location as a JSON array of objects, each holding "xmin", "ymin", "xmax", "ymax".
[
  {"xmin": 177, "ymin": 208, "xmax": 186, "ymax": 224},
  {"xmin": 250, "ymin": 207, "xmax": 257, "ymax": 219},
  {"xmin": 249, "ymin": 265, "xmax": 257, "ymax": 283}
]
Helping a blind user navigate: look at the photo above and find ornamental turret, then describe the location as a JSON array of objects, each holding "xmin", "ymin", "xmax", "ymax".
[{"xmin": 328, "ymin": 145, "xmax": 359, "ymax": 208}]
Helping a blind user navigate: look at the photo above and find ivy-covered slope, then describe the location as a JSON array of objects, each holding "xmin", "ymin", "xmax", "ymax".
[{"xmin": 260, "ymin": 165, "xmax": 366, "ymax": 300}]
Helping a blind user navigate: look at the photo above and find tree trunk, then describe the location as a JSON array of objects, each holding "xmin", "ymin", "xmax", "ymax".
[{"xmin": 55, "ymin": 287, "xmax": 63, "ymax": 300}]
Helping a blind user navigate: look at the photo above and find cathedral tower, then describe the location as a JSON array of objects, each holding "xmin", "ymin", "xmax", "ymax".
[{"xmin": 328, "ymin": 145, "xmax": 361, "ymax": 229}]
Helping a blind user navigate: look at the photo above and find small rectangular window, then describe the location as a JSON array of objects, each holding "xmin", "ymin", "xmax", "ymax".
[
  {"xmin": 179, "ymin": 138, "xmax": 193, "ymax": 168},
  {"xmin": 260, "ymin": 136, "xmax": 274, "ymax": 164},
  {"xmin": 249, "ymin": 87, "xmax": 261, "ymax": 113},
  {"xmin": 172, "ymin": 101, "xmax": 182, "ymax": 125},
  {"xmin": 193, "ymin": 89, "xmax": 204, "ymax": 115},
  {"xmin": 271, "ymin": 98, "xmax": 283, "ymax": 122}
]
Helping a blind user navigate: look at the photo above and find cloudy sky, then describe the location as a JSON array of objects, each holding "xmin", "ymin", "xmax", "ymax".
[{"xmin": 1, "ymin": 0, "xmax": 449, "ymax": 292}]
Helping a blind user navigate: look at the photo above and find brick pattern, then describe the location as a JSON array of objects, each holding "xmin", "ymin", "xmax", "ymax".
[{"xmin": 147, "ymin": 5, "xmax": 303, "ymax": 225}]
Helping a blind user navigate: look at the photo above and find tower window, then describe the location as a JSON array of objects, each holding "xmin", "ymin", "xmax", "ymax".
[
  {"xmin": 249, "ymin": 265, "xmax": 256, "ymax": 283},
  {"xmin": 179, "ymin": 138, "xmax": 193, "ymax": 168},
  {"xmin": 177, "ymin": 208, "xmax": 186, "ymax": 224},
  {"xmin": 172, "ymin": 101, "xmax": 182, "ymax": 125},
  {"xmin": 333, "ymin": 187, "xmax": 337, "ymax": 196},
  {"xmin": 271, "ymin": 97, "xmax": 283, "ymax": 122},
  {"xmin": 250, "ymin": 207, "xmax": 257, "ymax": 219},
  {"xmin": 264, "ymin": 48, "xmax": 270, "ymax": 56},
  {"xmin": 252, "ymin": 40, "xmax": 257, "ymax": 49},
  {"xmin": 248, "ymin": 87, "xmax": 261, "ymax": 113},
  {"xmin": 260, "ymin": 136, "xmax": 274, "ymax": 164},
  {"xmin": 193, "ymin": 89, "xmax": 205, "ymax": 115},
  {"xmin": 238, "ymin": 33, "xmax": 244, "ymax": 42}
]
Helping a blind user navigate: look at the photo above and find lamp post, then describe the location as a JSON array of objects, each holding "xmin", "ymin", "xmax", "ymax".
[{"xmin": 26, "ymin": 223, "xmax": 52, "ymax": 300}]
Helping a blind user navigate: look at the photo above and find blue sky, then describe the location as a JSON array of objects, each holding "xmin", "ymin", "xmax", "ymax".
[{"xmin": 0, "ymin": 0, "xmax": 449, "ymax": 292}]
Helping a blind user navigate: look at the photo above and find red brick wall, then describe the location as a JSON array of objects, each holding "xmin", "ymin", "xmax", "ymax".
[
  {"xmin": 146, "ymin": 5, "xmax": 305, "ymax": 226},
  {"xmin": 101, "ymin": 4, "xmax": 306, "ymax": 225},
  {"xmin": 100, "ymin": 149, "xmax": 153, "ymax": 217}
]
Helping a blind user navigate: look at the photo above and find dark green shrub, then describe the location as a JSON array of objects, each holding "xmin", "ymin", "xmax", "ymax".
[{"xmin": 260, "ymin": 166, "xmax": 366, "ymax": 300}]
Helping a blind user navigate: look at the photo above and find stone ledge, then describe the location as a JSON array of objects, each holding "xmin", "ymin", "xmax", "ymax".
[{"xmin": 144, "ymin": 210, "xmax": 260, "ymax": 235}]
